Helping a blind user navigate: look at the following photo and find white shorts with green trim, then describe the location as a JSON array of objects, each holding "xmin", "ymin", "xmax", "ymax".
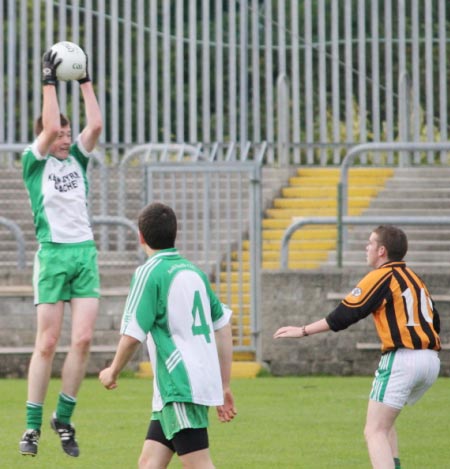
[{"xmin": 370, "ymin": 348, "xmax": 440, "ymax": 410}]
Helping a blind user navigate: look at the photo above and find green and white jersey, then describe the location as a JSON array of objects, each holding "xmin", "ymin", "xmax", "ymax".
[
  {"xmin": 121, "ymin": 248, "xmax": 232, "ymax": 411},
  {"xmin": 22, "ymin": 137, "xmax": 93, "ymax": 243}
]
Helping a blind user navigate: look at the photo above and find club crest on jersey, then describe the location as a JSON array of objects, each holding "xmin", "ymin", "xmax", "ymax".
[{"xmin": 351, "ymin": 287, "xmax": 362, "ymax": 297}]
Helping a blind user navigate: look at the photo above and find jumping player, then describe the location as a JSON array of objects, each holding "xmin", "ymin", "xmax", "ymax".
[{"xmin": 19, "ymin": 48, "xmax": 102, "ymax": 457}]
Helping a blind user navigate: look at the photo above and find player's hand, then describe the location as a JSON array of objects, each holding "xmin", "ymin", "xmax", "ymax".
[
  {"xmin": 99, "ymin": 367, "xmax": 118, "ymax": 390},
  {"xmin": 273, "ymin": 326, "xmax": 303, "ymax": 339},
  {"xmin": 216, "ymin": 388, "xmax": 237, "ymax": 422},
  {"xmin": 42, "ymin": 50, "xmax": 62, "ymax": 86},
  {"xmin": 78, "ymin": 51, "xmax": 91, "ymax": 84}
]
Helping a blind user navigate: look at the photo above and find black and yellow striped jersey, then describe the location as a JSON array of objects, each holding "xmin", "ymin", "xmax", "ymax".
[{"xmin": 326, "ymin": 261, "xmax": 441, "ymax": 353}]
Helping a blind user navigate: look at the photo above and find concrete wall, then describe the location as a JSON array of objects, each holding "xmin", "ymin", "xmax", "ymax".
[
  {"xmin": 1, "ymin": 267, "xmax": 449, "ymax": 378},
  {"xmin": 261, "ymin": 268, "xmax": 450, "ymax": 377},
  {"xmin": 0, "ymin": 272, "xmax": 148, "ymax": 378}
]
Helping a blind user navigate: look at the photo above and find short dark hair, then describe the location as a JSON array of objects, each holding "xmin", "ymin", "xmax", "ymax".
[
  {"xmin": 373, "ymin": 225, "xmax": 408, "ymax": 261},
  {"xmin": 34, "ymin": 113, "xmax": 70, "ymax": 135},
  {"xmin": 138, "ymin": 202, "xmax": 177, "ymax": 250}
]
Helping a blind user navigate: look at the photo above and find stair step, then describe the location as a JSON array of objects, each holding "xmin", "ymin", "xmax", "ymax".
[
  {"xmin": 273, "ymin": 198, "xmax": 371, "ymax": 209},
  {"xmin": 265, "ymin": 207, "xmax": 365, "ymax": 218},
  {"xmin": 385, "ymin": 178, "xmax": 450, "ymax": 189},
  {"xmin": 262, "ymin": 250, "xmax": 330, "ymax": 261},
  {"xmin": 296, "ymin": 167, "xmax": 394, "ymax": 177},
  {"xmin": 289, "ymin": 177, "xmax": 388, "ymax": 186},
  {"xmin": 364, "ymin": 208, "xmax": 450, "ymax": 216},
  {"xmin": 282, "ymin": 186, "xmax": 382, "ymax": 198},
  {"xmin": 347, "ymin": 240, "xmax": 450, "ymax": 251},
  {"xmin": 349, "ymin": 228, "xmax": 450, "ymax": 241},
  {"xmin": 370, "ymin": 199, "xmax": 450, "ymax": 209},
  {"xmin": 264, "ymin": 260, "xmax": 321, "ymax": 270},
  {"xmin": 376, "ymin": 188, "xmax": 450, "ymax": 199},
  {"xmin": 328, "ymin": 251, "xmax": 450, "ymax": 262}
]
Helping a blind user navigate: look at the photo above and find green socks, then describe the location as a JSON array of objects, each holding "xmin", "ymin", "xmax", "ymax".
[
  {"xmin": 394, "ymin": 457, "xmax": 401, "ymax": 469},
  {"xmin": 26, "ymin": 401, "xmax": 43, "ymax": 431},
  {"xmin": 26, "ymin": 393, "xmax": 76, "ymax": 430},
  {"xmin": 55, "ymin": 392, "xmax": 77, "ymax": 424}
]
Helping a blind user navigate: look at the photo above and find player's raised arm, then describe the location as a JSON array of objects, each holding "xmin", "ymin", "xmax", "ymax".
[
  {"xmin": 36, "ymin": 51, "xmax": 62, "ymax": 156},
  {"xmin": 78, "ymin": 53, "xmax": 102, "ymax": 152}
]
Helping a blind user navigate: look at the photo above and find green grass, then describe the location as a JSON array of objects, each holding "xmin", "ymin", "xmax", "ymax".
[{"xmin": 1, "ymin": 376, "xmax": 449, "ymax": 468}]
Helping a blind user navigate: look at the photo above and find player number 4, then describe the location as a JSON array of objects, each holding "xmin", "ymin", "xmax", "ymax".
[{"xmin": 191, "ymin": 290, "xmax": 211, "ymax": 343}]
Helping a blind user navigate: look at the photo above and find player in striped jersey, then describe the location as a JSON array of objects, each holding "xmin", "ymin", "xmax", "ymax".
[
  {"xmin": 274, "ymin": 225, "xmax": 441, "ymax": 469},
  {"xmin": 99, "ymin": 202, "xmax": 236, "ymax": 469}
]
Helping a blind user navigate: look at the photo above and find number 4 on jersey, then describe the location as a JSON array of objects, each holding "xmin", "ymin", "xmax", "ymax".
[{"xmin": 191, "ymin": 290, "xmax": 211, "ymax": 343}]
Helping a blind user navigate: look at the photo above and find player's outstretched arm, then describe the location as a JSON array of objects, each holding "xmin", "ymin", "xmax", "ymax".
[
  {"xmin": 99, "ymin": 335, "xmax": 140, "ymax": 390},
  {"xmin": 273, "ymin": 318, "xmax": 330, "ymax": 339},
  {"xmin": 36, "ymin": 50, "xmax": 62, "ymax": 156},
  {"xmin": 215, "ymin": 323, "xmax": 237, "ymax": 422}
]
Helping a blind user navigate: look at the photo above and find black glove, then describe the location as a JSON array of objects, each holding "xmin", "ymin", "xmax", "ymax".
[
  {"xmin": 78, "ymin": 52, "xmax": 91, "ymax": 85},
  {"xmin": 42, "ymin": 50, "xmax": 62, "ymax": 86}
]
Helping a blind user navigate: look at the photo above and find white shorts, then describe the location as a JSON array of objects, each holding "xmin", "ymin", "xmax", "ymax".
[{"xmin": 370, "ymin": 348, "xmax": 440, "ymax": 410}]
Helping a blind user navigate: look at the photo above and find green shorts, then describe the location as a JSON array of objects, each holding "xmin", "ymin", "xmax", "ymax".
[
  {"xmin": 152, "ymin": 402, "xmax": 209, "ymax": 440},
  {"xmin": 33, "ymin": 241, "xmax": 100, "ymax": 305}
]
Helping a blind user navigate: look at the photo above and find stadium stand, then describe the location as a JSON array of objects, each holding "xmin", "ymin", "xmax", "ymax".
[{"xmin": 1, "ymin": 165, "xmax": 450, "ymax": 377}]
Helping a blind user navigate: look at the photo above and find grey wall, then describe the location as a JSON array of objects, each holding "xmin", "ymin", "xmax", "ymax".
[
  {"xmin": 261, "ymin": 268, "xmax": 450, "ymax": 377},
  {"xmin": 1, "ymin": 268, "xmax": 448, "ymax": 378}
]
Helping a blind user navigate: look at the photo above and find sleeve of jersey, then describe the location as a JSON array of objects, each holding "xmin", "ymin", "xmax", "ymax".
[
  {"xmin": 120, "ymin": 270, "xmax": 157, "ymax": 343},
  {"xmin": 21, "ymin": 142, "xmax": 44, "ymax": 177},
  {"xmin": 71, "ymin": 138, "xmax": 91, "ymax": 170},
  {"xmin": 208, "ymin": 285, "xmax": 232, "ymax": 330},
  {"xmin": 326, "ymin": 270, "xmax": 392, "ymax": 332}
]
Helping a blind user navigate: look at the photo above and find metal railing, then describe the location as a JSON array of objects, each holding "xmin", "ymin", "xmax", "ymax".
[
  {"xmin": 280, "ymin": 216, "xmax": 450, "ymax": 270},
  {"xmin": 91, "ymin": 216, "xmax": 144, "ymax": 264},
  {"xmin": 2, "ymin": 1, "xmax": 449, "ymax": 166},
  {"xmin": 281, "ymin": 141, "xmax": 450, "ymax": 270},
  {"xmin": 338, "ymin": 142, "xmax": 450, "ymax": 248},
  {"xmin": 0, "ymin": 217, "xmax": 27, "ymax": 269}
]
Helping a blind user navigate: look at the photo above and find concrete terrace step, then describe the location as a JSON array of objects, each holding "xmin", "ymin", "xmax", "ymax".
[
  {"xmin": 282, "ymin": 186, "xmax": 382, "ymax": 198},
  {"xmin": 295, "ymin": 167, "xmax": 394, "ymax": 177},
  {"xmin": 391, "ymin": 167, "xmax": 450, "ymax": 177},
  {"xmin": 384, "ymin": 178, "xmax": 450, "ymax": 189},
  {"xmin": 349, "ymin": 228, "xmax": 450, "ymax": 241},
  {"xmin": 369, "ymin": 199, "xmax": 450, "ymax": 209},
  {"xmin": 273, "ymin": 197, "xmax": 371, "ymax": 209},
  {"xmin": 265, "ymin": 207, "xmax": 366, "ymax": 218},
  {"xmin": 363, "ymin": 208, "xmax": 450, "ymax": 216},
  {"xmin": 376, "ymin": 188, "xmax": 450, "ymax": 199},
  {"xmin": 322, "ymin": 260, "xmax": 450, "ymax": 271},
  {"xmin": 347, "ymin": 240, "xmax": 450, "ymax": 251},
  {"xmin": 288, "ymin": 176, "xmax": 388, "ymax": 186},
  {"xmin": 328, "ymin": 250, "xmax": 450, "ymax": 263}
]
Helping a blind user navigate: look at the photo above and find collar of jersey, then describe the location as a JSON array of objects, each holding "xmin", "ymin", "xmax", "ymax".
[
  {"xmin": 379, "ymin": 260, "xmax": 406, "ymax": 269},
  {"xmin": 148, "ymin": 247, "xmax": 179, "ymax": 260}
]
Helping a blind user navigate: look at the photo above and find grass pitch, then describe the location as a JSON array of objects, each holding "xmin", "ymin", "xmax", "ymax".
[{"xmin": 1, "ymin": 376, "xmax": 448, "ymax": 468}]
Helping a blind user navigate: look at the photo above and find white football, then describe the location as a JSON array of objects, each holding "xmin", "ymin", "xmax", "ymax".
[{"xmin": 51, "ymin": 41, "xmax": 86, "ymax": 81}]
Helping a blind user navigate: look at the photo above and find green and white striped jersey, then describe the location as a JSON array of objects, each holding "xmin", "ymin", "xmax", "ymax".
[
  {"xmin": 22, "ymin": 137, "xmax": 93, "ymax": 243},
  {"xmin": 121, "ymin": 248, "xmax": 232, "ymax": 411}
]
